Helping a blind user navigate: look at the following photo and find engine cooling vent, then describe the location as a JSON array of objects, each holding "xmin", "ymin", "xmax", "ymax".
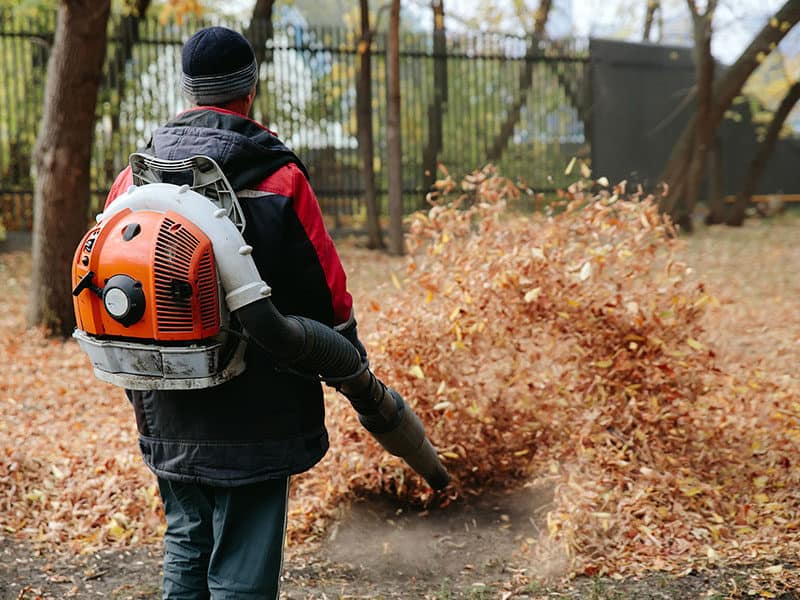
[
  {"xmin": 153, "ymin": 217, "xmax": 219, "ymax": 336},
  {"xmin": 196, "ymin": 248, "xmax": 219, "ymax": 332},
  {"xmin": 154, "ymin": 218, "xmax": 196, "ymax": 333}
]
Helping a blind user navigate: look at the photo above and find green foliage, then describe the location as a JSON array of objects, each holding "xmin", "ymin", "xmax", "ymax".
[
  {"xmin": 0, "ymin": 0, "xmax": 157, "ymax": 17},
  {"xmin": 434, "ymin": 578, "xmax": 452, "ymax": 599},
  {"xmin": 0, "ymin": 0, "xmax": 54, "ymax": 17},
  {"xmin": 589, "ymin": 577, "xmax": 624, "ymax": 600},
  {"xmin": 0, "ymin": 10, "xmax": 47, "ymax": 222}
]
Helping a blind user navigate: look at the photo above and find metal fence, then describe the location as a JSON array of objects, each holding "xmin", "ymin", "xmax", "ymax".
[{"xmin": 0, "ymin": 11, "xmax": 589, "ymax": 231}]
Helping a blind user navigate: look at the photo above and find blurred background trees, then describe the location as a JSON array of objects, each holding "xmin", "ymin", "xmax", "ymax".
[{"xmin": 659, "ymin": 0, "xmax": 800, "ymax": 230}]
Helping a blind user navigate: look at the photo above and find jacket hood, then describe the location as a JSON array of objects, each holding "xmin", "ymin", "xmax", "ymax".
[{"xmin": 144, "ymin": 108, "xmax": 308, "ymax": 191}]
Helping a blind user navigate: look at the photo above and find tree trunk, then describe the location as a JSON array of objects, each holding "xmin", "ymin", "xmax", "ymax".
[
  {"xmin": 643, "ymin": 0, "xmax": 660, "ymax": 41},
  {"xmin": 357, "ymin": 0, "xmax": 384, "ymax": 249},
  {"xmin": 28, "ymin": 0, "xmax": 111, "ymax": 335},
  {"xmin": 246, "ymin": 0, "xmax": 276, "ymax": 68},
  {"xmin": 486, "ymin": 0, "xmax": 552, "ymax": 162},
  {"xmin": 727, "ymin": 80, "xmax": 800, "ymax": 226},
  {"xmin": 104, "ymin": 0, "xmax": 151, "ymax": 181},
  {"xmin": 659, "ymin": 113, "xmax": 695, "ymax": 215},
  {"xmin": 422, "ymin": 0, "xmax": 447, "ymax": 200},
  {"xmin": 386, "ymin": 0, "xmax": 403, "ymax": 255},
  {"xmin": 106, "ymin": 0, "xmax": 151, "ymax": 119},
  {"xmin": 705, "ymin": 135, "xmax": 725, "ymax": 224},
  {"xmin": 680, "ymin": 1, "xmax": 716, "ymax": 233},
  {"xmin": 659, "ymin": 0, "xmax": 799, "ymax": 224}
]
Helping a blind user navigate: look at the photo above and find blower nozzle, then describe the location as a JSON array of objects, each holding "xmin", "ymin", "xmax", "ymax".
[{"xmin": 340, "ymin": 371, "xmax": 451, "ymax": 491}]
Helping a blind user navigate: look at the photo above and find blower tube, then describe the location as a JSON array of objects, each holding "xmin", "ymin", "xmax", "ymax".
[{"xmin": 236, "ymin": 299, "xmax": 451, "ymax": 491}]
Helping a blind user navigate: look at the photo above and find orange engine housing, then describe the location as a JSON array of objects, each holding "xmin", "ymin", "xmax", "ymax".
[{"xmin": 72, "ymin": 208, "xmax": 221, "ymax": 342}]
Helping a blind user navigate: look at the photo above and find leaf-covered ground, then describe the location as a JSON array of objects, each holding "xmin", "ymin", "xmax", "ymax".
[{"xmin": 1, "ymin": 189, "xmax": 799, "ymax": 598}]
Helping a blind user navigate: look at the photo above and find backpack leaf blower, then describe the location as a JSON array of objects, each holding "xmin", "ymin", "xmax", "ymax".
[{"xmin": 71, "ymin": 154, "xmax": 450, "ymax": 491}]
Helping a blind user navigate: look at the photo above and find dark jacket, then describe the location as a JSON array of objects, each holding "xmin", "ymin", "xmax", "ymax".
[{"xmin": 105, "ymin": 107, "xmax": 353, "ymax": 486}]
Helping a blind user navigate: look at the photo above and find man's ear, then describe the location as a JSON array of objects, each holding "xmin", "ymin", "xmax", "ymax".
[{"xmin": 246, "ymin": 85, "xmax": 257, "ymax": 115}]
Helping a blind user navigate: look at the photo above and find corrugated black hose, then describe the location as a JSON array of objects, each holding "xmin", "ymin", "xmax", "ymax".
[{"xmin": 235, "ymin": 299, "xmax": 451, "ymax": 491}]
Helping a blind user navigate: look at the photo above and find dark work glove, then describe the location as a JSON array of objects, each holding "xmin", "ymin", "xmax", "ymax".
[{"xmin": 334, "ymin": 310, "xmax": 368, "ymax": 362}]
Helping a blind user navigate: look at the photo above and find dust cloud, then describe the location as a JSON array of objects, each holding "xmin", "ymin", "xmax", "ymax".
[{"xmin": 322, "ymin": 483, "xmax": 568, "ymax": 586}]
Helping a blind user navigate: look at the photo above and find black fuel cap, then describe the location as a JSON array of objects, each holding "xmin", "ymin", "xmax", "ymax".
[{"xmin": 102, "ymin": 274, "xmax": 146, "ymax": 327}]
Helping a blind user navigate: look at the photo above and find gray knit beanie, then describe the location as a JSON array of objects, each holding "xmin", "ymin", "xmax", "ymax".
[{"xmin": 181, "ymin": 26, "xmax": 258, "ymax": 105}]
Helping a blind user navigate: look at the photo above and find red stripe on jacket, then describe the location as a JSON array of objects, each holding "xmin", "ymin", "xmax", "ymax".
[
  {"xmin": 253, "ymin": 162, "xmax": 353, "ymax": 324},
  {"xmin": 104, "ymin": 166, "xmax": 133, "ymax": 209}
]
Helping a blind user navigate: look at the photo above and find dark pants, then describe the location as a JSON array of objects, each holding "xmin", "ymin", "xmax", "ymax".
[{"xmin": 157, "ymin": 477, "xmax": 289, "ymax": 600}]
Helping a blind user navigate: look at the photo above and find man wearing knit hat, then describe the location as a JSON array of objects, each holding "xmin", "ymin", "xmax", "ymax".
[{"xmin": 104, "ymin": 26, "xmax": 364, "ymax": 599}]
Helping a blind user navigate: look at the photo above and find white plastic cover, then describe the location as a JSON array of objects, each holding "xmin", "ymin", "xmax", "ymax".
[{"xmin": 99, "ymin": 183, "xmax": 271, "ymax": 311}]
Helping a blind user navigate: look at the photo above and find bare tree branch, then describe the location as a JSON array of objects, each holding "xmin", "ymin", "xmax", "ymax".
[
  {"xmin": 727, "ymin": 80, "xmax": 800, "ymax": 226},
  {"xmin": 643, "ymin": 0, "xmax": 660, "ymax": 41}
]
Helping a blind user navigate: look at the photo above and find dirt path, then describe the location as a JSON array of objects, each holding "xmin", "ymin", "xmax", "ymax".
[
  {"xmin": 2, "ymin": 486, "xmax": 553, "ymax": 599},
  {"xmin": 3, "ymin": 486, "xmax": 799, "ymax": 599}
]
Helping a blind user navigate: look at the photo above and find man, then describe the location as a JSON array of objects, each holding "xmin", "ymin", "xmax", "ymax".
[{"xmin": 105, "ymin": 26, "xmax": 364, "ymax": 599}]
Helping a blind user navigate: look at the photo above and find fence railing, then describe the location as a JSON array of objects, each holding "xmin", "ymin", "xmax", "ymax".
[{"xmin": 0, "ymin": 11, "xmax": 589, "ymax": 231}]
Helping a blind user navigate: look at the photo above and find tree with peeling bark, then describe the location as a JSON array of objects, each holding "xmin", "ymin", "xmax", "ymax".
[
  {"xmin": 727, "ymin": 79, "xmax": 800, "ymax": 226},
  {"xmin": 28, "ymin": 0, "xmax": 112, "ymax": 335},
  {"xmin": 659, "ymin": 0, "xmax": 800, "ymax": 230},
  {"xmin": 386, "ymin": 0, "xmax": 403, "ymax": 255},
  {"xmin": 356, "ymin": 0, "xmax": 384, "ymax": 249}
]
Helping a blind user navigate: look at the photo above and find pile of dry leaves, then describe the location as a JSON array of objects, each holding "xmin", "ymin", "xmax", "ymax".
[
  {"xmin": 295, "ymin": 167, "xmax": 800, "ymax": 579},
  {"xmin": 1, "ymin": 169, "xmax": 799, "ymax": 582}
]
